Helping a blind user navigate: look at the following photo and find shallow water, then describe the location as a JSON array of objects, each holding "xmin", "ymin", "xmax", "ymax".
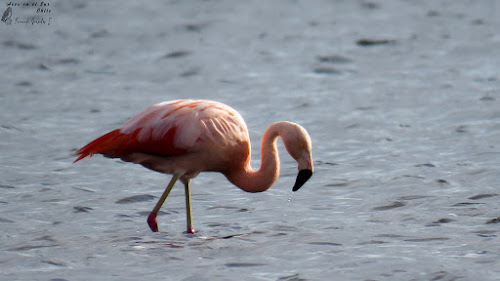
[{"xmin": 1, "ymin": 1, "xmax": 500, "ymax": 280}]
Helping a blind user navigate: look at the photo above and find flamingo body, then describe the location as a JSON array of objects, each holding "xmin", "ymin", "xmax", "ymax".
[
  {"xmin": 75, "ymin": 99, "xmax": 313, "ymax": 233},
  {"xmin": 75, "ymin": 100, "xmax": 249, "ymax": 172}
]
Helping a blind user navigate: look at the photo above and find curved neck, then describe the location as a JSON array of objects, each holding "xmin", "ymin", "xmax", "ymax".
[{"xmin": 225, "ymin": 123, "xmax": 284, "ymax": 193}]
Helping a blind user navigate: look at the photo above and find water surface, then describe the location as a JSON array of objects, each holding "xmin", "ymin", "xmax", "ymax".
[{"xmin": 1, "ymin": 1, "xmax": 499, "ymax": 280}]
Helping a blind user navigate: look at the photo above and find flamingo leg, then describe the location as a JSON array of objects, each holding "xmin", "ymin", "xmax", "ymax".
[
  {"xmin": 147, "ymin": 174, "xmax": 180, "ymax": 232},
  {"xmin": 184, "ymin": 180, "xmax": 195, "ymax": 234}
]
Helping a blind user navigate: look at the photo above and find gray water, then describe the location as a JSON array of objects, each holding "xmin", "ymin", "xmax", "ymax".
[{"xmin": 1, "ymin": 1, "xmax": 499, "ymax": 280}]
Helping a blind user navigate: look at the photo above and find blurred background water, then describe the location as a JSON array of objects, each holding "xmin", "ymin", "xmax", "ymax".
[{"xmin": 1, "ymin": 0, "xmax": 499, "ymax": 280}]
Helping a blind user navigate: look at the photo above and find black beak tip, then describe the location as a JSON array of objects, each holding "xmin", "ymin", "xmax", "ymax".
[{"xmin": 292, "ymin": 169, "xmax": 313, "ymax": 192}]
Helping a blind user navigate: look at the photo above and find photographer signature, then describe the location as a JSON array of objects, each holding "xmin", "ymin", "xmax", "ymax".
[
  {"xmin": 1, "ymin": 7, "xmax": 12, "ymax": 24},
  {"xmin": 2, "ymin": 6, "xmax": 52, "ymax": 26}
]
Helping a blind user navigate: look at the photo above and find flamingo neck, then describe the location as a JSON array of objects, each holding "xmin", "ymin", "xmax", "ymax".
[{"xmin": 226, "ymin": 123, "xmax": 283, "ymax": 193}]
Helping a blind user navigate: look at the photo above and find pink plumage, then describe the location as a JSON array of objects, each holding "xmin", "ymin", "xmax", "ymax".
[
  {"xmin": 75, "ymin": 100, "xmax": 246, "ymax": 163},
  {"xmin": 75, "ymin": 99, "xmax": 313, "ymax": 233}
]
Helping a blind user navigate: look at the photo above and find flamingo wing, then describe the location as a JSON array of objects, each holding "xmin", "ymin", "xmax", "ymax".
[{"xmin": 74, "ymin": 99, "xmax": 248, "ymax": 163}]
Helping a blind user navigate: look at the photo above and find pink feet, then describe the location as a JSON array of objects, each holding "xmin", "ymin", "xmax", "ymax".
[
  {"xmin": 147, "ymin": 211, "xmax": 196, "ymax": 234},
  {"xmin": 147, "ymin": 212, "xmax": 159, "ymax": 232}
]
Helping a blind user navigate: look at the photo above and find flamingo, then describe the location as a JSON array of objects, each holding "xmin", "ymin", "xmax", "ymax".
[{"xmin": 74, "ymin": 99, "xmax": 313, "ymax": 233}]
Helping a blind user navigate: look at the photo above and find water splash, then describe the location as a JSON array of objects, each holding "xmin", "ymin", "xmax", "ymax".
[{"xmin": 283, "ymin": 191, "xmax": 295, "ymax": 217}]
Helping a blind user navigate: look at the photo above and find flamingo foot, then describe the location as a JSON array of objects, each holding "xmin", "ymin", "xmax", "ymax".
[{"xmin": 147, "ymin": 212, "xmax": 159, "ymax": 232}]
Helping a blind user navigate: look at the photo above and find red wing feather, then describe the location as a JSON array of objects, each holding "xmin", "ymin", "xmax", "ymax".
[
  {"xmin": 74, "ymin": 126, "xmax": 186, "ymax": 163},
  {"xmin": 74, "ymin": 99, "xmax": 248, "ymax": 164}
]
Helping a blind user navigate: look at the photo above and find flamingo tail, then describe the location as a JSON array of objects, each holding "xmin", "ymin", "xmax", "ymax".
[{"xmin": 74, "ymin": 129, "xmax": 128, "ymax": 163}]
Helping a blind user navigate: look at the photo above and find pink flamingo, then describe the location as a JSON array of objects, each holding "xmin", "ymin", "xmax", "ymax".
[{"xmin": 74, "ymin": 99, "xmax": 313, "ymax": 233}]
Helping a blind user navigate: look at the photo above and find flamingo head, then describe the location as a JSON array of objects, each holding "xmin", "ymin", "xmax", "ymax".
[{"xmin": 280, "ymin": 122, "xmax": 314, "ymax": 192}]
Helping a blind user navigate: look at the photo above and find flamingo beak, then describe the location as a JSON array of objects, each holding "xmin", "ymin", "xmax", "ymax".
[{"xmin": 292, "ymin": 169, "xmax": 313, "ymax": 192}]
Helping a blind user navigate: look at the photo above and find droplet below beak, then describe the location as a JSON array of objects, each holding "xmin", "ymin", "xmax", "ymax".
[{"xmin": 292, "ymin": 169, "xmax": 313, "ymax": 192}]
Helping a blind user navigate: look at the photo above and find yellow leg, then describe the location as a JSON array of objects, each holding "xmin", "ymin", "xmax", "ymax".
[
  {"xmin": 147, "ymin": 174, "xmax": 180, "ymax": 232},
  {"xmin": 184, "ymin": 180, "xmax": 195, "ymax": 234}
]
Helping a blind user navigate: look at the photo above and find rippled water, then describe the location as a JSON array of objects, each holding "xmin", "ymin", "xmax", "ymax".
[{"xmin": 1, "ymin": 1, "xmax": 499, "ymax": 280}]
